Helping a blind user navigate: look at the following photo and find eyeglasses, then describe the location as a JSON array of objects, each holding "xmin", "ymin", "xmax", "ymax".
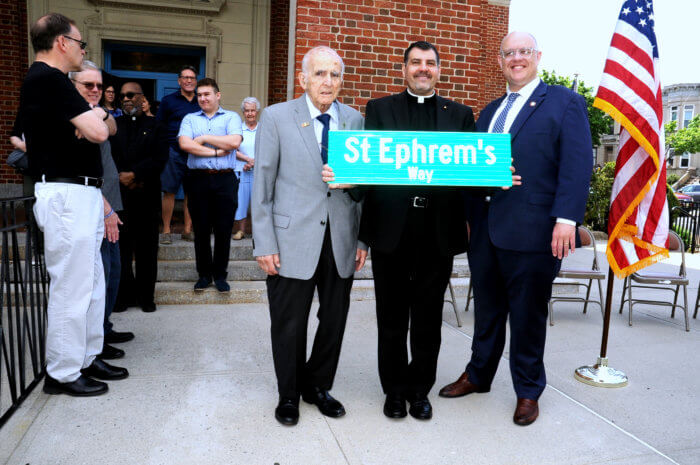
[
  {"xmin": 500, "ymin": 47, "xmax": 537, "ymax": 59},
  {"xmin": 179, "ymin": 75, "xmax": 197, "ymax": 81},
  {"xmin": 120, "ymin": 91, "xmax": 143, "ymax": 100},
  {"xmin": 104, "ymin": 89, "xmax": 115, "ymax": 94},
  {"xmin": 71, "ymin": 79, "xmax": 103, "ymax": 91},
  {"xmin": 63, "ymin": 35, "xmax": 87, "ymax": 50}
]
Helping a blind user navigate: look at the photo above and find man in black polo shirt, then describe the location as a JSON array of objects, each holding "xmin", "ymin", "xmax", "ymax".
[{"xmin": 20, "ymin": 13, "xmax": 126, "ymax": 397}]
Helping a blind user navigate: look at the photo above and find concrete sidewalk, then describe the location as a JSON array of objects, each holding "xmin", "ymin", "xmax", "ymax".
[{"xmin": 1, "ymin": 245, "xmax": 699, "ymax": 465}]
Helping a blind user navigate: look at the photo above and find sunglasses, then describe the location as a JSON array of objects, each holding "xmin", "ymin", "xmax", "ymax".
[
  {"xmin": 120, "ymin": 91, "xmax": 143, "ymax": 100},
  {"xmin": 71, "ymin": 79, "xmax": 103, "ymax": 91},
  {"xmin": 63, "ymin": 35, "xmax": 87, "ymax": 50}
]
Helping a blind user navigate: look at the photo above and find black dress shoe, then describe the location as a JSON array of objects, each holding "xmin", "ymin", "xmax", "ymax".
[
  {"xmin": 275, "ymin": 397, "xmax": 299, "ymax": 426},
  {"xmin": 98, "ymin": 344, "xmax": 124, "ymax": 360},
  {"xmin": 111, "ymin": 305, "xmax": 128, "ymax": 313},
  {"xmin": 383, "ymin": 393, "xmax": 407, "ymax": 418},
  {"xmin": 43, "ymin": 374, "xmax": 108, "ymax": 397},
  {"xmin": 105, "ymin": 330, "xmax": 135, "ymax": 344},
  {"xmin": 141, "ymin": 302, "xmax": 157, "ymax": 313},
  {"xmin": 302, "ymin": 387, "xmax": 346, "ymax": 418},
  {"xmin": 81, "ymin": 358, "xmax": 129, "ymax": 380},
  {"xmin": 408, "ymin": 395, "xmax": 432, "ymax": 420},
  {"xmin": 194, "ymin": 277, "xmax": 212, "ymax": 292}
]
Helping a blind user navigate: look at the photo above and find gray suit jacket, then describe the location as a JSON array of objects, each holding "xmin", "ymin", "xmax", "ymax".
[{"xmin": 252, "ymin": 95, "xmax": 364, "ymax": 280}]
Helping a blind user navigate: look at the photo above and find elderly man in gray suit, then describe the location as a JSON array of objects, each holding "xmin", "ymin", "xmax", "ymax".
[{"xmin": 252, "ymin": 46, "xmax": 367, "ymax": 426}]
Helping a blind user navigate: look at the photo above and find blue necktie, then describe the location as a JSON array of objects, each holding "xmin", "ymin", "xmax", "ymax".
[
  {"xmin": 316, "ymin": 113, "xmax": 331, "ymax": 164},
  {"xmin": 491, "ymin": 92, "xmax": 520, "ymax": 133}
]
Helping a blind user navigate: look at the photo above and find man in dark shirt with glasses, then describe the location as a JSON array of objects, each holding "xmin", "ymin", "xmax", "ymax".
[{"xmin": 157, "ymin": 65, "xmax": 200, "ymax": 243}]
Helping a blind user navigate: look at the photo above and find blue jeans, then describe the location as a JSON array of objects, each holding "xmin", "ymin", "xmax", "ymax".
[{"xmin": 101, "ymin": 238, "xmax": 121, "ymax": 335}]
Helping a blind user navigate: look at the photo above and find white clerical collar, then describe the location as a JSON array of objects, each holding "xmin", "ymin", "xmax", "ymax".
[
  {"xmin": 406, "ymin": 88, "xmax": 436, "ymax": 104},
  {"xmin": 506, "ymin": 77, "xmax": 540, "ymax": 102}
]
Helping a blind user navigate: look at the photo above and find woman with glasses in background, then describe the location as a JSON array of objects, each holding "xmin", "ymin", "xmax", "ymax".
[{"xmin": 101, "ymin": 84, "xmax": 122, "ymax": 117}]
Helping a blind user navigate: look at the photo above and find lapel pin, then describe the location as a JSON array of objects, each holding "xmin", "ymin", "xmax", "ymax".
[
  {"xmin": 530, "ymin": 101, "xmax": 536, "ymax": 107},
  {"xmin": 443, "ymin": 105, "xmax": 447, "ymax": 110},
  {"xmin": 302, "ymin": 122, "xmax": 310, "ymax": 127}
]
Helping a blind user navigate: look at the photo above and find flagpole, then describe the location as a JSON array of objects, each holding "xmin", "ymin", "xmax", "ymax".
[{"xmin": 574, "ymin": 266, "xmax": 628, "ymax": 387}]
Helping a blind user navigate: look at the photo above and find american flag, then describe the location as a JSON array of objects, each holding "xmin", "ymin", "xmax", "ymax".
[{"xmin": 594, "ymin": 0, "xmax": 668, "ymax": 278}]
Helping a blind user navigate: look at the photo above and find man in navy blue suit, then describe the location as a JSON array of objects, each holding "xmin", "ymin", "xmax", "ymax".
[{"xmin": 438, "ymin": 31, "xmax": 592, "ymax": 426}]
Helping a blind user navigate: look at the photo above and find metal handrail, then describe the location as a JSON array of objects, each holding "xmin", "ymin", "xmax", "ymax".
[{"xmin": 0, "ymin": 196, "xmax": 48, "ymax": 428}]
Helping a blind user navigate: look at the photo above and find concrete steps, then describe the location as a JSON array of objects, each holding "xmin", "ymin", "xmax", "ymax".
[
  {"xmin": 147, "ymin": 278, "xmax": 477, "ymax": 305},
  {"xmin": 152, "ymin": 237, "xmax": 474, "ymax": 304}
]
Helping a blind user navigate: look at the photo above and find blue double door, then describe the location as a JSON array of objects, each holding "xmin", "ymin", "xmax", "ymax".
[{"xmin": 103, "ymin": 42, "xmax": 206, "ymax": 104}]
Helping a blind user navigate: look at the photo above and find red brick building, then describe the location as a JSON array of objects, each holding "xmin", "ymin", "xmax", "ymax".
[{"xmin": 2, "ymin": 0, "xmax": 509, "ymax": 192}]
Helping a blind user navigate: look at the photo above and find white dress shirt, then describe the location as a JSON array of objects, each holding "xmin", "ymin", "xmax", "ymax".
[
  {"xmin": 306, "ymin": 94, "xmax": 339, "ymax": 150},
  {"xmin": 488, "ymin": 77, "xmax": 541, "ymax": 133},
  {"xmin": 489, "ymin": 77, "xmax": 575, "ymax": 226}
]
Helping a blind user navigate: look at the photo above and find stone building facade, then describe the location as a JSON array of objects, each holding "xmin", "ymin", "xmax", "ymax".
[{"xmin": 2, "ymin": 0, "xmax": 510, "ymax": 193}]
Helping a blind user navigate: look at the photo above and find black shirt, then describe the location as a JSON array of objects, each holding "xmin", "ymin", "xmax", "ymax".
[
  {"xmin": 19, "ymin": 62, "xmax": 102, "ymax": 178},
  {"xmin": 110, "ymin": 114, "xmax": 169, "ymax": 191},
  {"xmin": 406, "ymin": 93, "xmax": 437, "ymax": 131}
]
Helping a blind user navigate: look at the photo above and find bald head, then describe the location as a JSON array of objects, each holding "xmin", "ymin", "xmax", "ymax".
[{"xmin": 501, "ymin": 31, "xmax": 538, "ymax": 52}]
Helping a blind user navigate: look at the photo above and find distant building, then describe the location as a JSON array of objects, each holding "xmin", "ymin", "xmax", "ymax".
[
  {"xmin": 594, "ymin": 83, "xmax": 700, "ymax": 182},
  {"xmin": 663, "ymin": 83, "xmax": 700, "ymax": 175}
]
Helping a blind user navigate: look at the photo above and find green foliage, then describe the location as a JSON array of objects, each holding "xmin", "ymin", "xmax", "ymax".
[
  {"xmin": 584, "ymin": 162, "xmax": 615, "ymax": 231},
  {"xmin": 667, "ymin": 173, "xmax": 681, "ymax": 186},
  {"xmin": 540, "ymin": 70, "xmax": 613, "ymax": 146},
  {"xmin": 584, "ymin": 162, "xmax": 680, "ymax": 234},
  {"xmin": 671, "ymin": 224, "xmax": 692, "ymax": 251},
  {"xmin": 665, "ymin": 116, "xmax": 700, "ymax": 157}
]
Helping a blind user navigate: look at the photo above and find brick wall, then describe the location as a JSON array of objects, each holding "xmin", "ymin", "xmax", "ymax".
[
  {"xmin": 288, "ymin": 0, "xmax": 508, "ymax": 116},
  {"xmin": 0, "ymin": 0, "xmax": 28, "ymax": 185},
  {"xmin": 268, "ymin": 0, "xmax": 290, "ymax": 105}
]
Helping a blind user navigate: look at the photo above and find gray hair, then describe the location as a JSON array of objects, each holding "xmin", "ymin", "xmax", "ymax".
[
  {"xmin": 301, "ymin": 46, "xmax": 345, "ymax": 77},
  {"xmin": 68, "ymin": 59, "xmax": 100, "ymax": 80},
  {"xmin": 241, "ymin": 96, "xmax": 261, "ymax": 112}
]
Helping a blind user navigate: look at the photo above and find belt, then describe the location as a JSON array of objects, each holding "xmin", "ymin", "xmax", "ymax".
[
  {"xmin": 409, "ymin": 196, "xmax": 428, "ymax": 208},
  {"xmin": 192, "ymin": 169, "xmax": 234, "ymax": 174},
  {"xmin": 42, "ymin": 176, "xmax": 104, "ymax": 188}
]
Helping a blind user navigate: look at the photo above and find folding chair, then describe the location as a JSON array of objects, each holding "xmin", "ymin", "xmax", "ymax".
[
  {"xmin": 618, "ymin": 230, "xmax": 690, "ymax": 331},
  {"xmin": 548, "ymin": 226, "xmax": 606, "ymax": 325}
]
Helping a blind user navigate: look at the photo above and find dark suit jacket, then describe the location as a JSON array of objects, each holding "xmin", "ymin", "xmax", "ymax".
[
  {"xmin": 469, "ymin": 81, "xmax": 592, "ymax": 253},
  {"xmin": 358, "ymin": 90, "xmax": 475, "ymax": 256}
]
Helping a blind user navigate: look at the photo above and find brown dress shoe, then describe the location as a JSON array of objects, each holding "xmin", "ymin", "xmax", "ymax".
[
  {"xmin": 513, "ymin": 398, "xmax": 539, "ymax": 426},
  {"xmin": 438, "ymin": 372, "xmax": 489, "ymax": 398}
]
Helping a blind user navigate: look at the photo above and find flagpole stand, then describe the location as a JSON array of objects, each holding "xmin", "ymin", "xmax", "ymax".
[{"xmin": 574, "ymin": 357, "xmax": 628, "ymax": 388}]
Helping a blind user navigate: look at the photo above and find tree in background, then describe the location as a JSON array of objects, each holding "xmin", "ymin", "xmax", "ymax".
[
  {"xmin": 665, "ymin": 115, "xmax": 700, "ymax": 162},
  {"xmin": 540, "ymin": 70, "xmax": 613, "ymax": 146}
]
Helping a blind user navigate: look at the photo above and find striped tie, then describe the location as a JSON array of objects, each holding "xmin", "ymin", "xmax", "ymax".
[{"xmin": 491, "ymin": 92, "xmax": 520, "ymax": 133}]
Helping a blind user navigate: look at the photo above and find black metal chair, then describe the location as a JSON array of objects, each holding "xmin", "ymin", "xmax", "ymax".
[
  {"xmin": 548, "ymin": 226, "xmax": 606, "ymax": 325},
  {"xmin": 619, "ymin": 230, "xmax": 690, "ymax": 331}
]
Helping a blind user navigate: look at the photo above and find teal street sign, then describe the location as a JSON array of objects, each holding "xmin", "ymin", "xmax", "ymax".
[{"xmin": 327, "ymin": 130, "xmax": 512, "ymax": 187}]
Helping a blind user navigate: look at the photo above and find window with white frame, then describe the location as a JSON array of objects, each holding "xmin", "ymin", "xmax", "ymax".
[
  {"xmin": 670, "ymin": 105, "xmax": 678, "ymax": 124},
  {"xmin": 681, "ymin": 152, "xmax": 690, "ymax": 168},
  {"xmin": 683, "ymin": 105, "xmax": 694, "ymax": 128}
]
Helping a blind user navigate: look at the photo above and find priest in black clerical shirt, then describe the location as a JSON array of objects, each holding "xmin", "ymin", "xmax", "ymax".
[{"xmin": 358, "ymin": 41, "xmax": 475, "ymax": 421}]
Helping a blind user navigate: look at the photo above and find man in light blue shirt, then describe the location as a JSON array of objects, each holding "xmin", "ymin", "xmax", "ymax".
[
  {"xmin": 232, "ymin": 96, "xmax": 260, "ymax": 240},
  {"xmin": 178, "ymin": 78, "xmax": 242, "ymax": 293}
]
